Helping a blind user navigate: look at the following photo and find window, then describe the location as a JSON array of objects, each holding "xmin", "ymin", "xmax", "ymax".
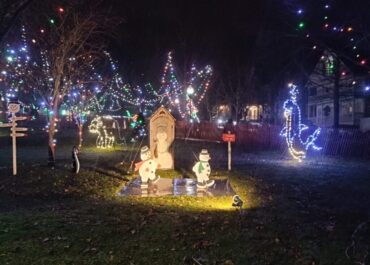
[{"xmin": 309, "ymin": 105, "xmax": 317, "ymax": 117}]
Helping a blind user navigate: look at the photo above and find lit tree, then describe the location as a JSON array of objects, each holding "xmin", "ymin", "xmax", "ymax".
[
  {"xmin": 61, "ymin": 79, "xmax": 102, "ymax": 149},
  {"xmin": 21, "ymin": 1, "xmax": 115, "ymax": 165},
  {"xmin": 0, "ymin": 25, "xmax": 34, "ymax": 119},
  {"xmin": 159, "ymin": 51, "xmax": 212, "ymax": 121}
]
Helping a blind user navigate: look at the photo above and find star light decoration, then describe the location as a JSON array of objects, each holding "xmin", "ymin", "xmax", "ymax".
[
  {"xmin": 280, "ymin": 83, "xmax": 322, "ymax": 162},
  {"xmin": 160, "ymin": 52, "xmax": 212, "ymax": 122}
]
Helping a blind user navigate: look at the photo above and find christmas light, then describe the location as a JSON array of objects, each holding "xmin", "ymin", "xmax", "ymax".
[
  {"xmin": 298, "ymin": 22, "xmax": 305, "ymax": 29},
  {"xmin": 280, "ymin": 84, "xmax": 321, "ymax": 162},
  {"xmin": 290, "ymin": 1, "xmax": 370, "ymax": 73},
  {"xmin": 159, "ymin": 52, "xmax": 212, "ymax": 121}
]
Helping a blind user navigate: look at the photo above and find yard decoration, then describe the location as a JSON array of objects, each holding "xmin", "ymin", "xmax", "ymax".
[
  {"xmin": 72, "ymin": 146, "xmax": 80, "ymax": 174},
  {"xmin": 192, "ymin": 149, "xmax": 214, "ymax": 189},
  {"xmin": 0, "ymin": 102, "xmax": 28, "ymax": 175},
  {"xmin": 222, "ymin": 131, "xmax": 236, "ymax": 171},
  {"xmin": 149, "ymin": 107, "xmax": 175, "ymax": 169},
  {"xmin": 135, "ymin": 145, "xmax": 160, "ymax": 188},
  {"xmin": 88, "ymin": 116, "xmax": 115, "ymax": 148},
  {"xmin": 280, "ymin": 83, "xmax": 322, "ymax": 162}
]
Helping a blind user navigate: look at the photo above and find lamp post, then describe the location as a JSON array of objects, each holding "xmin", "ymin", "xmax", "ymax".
[{"xmin": 186, "ymin": 85, "xmax": 194, "ymax": 121}]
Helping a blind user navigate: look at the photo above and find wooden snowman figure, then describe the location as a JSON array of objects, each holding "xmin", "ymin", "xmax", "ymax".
[
  {"xmin": 135, "ymin": 146, "xmax": 160, "ymax": 188},
  {"xmin": 154, "ymin": 127, "xmax": 173, "ymax": 169},
  {"xmin": 192, "ymin": 149, "xmax": 215, "ymax": 189}
]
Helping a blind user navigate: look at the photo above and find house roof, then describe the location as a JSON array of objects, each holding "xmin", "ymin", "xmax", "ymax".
[{"xmin": 149, "ymin": 106, "xmax": 176, "ymax": 121}]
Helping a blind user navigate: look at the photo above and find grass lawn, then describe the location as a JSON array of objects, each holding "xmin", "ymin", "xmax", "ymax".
[{"xmin": 0, "ymin": 135, "xmax": 370, "ymax": 264}]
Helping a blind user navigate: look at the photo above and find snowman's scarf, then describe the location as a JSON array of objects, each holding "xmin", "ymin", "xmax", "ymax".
[
  {"xmin": 198, "ymin": 161, "xmax": 207, "ymax": 174},
  {"xmin": 134, "ymin": 160, "xmax": 145, "ymax": 172}
]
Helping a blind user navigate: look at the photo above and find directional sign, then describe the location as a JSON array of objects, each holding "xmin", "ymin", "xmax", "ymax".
[
  {"xmin": 13, "ymin": 116, "xmax": 27, "ymax": 121},
  {"xmin": 14, "ymin": 127, "xmax": 28, "ymax": 132},
  {"xmin": 222, "ymin": 133, "xmax": 236, "ymax": 142},
  {"xmin": 0, "ymin": 123, "xmax": 12, "ymax": 127},
  {"xmin": 8, "ymin": 103, "xmax": 20, "ymax": 113},
  {"xmin": 10, "ymin": 133, "xmax": 27, "ymax": 137}
]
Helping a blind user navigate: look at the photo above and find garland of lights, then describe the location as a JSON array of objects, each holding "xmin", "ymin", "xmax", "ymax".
[
  {"xmin": 292, "ymin": 2, "xmax": 370, "ymax": 70},
  {"xmin": 95, "ymin": 51, "xmax": 159, "ymax": 114},
  {"xmin": 280, "ymin": 83, "xmax": 322, "ymax": 162}
]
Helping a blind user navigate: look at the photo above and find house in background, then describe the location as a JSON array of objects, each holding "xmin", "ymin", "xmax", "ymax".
[
  {"xmin": 211, "ymin": 103, "xmax": 271, "ymax": 124},
  {"xmin": 244, "ymin": 104, "xmax": 263, "ymax": 121},
  {"xmin": 305, "ymin": 50, "xmax": 369, "ymax": 128}
]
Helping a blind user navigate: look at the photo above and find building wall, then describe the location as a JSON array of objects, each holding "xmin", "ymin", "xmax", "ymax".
[{"xmin": 305, "ymin": 50, "xmax": 366, "ymax": 127}]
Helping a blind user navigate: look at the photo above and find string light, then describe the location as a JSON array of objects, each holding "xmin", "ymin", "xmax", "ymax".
[
  {"xmin": 280, "ymin": 83, "xmax": 322, "ymax": 162},
  {"xmin": 291, "ymin": 1, "xmax": 370, "ymax": 71},
  {"xmin": 159, "ymin": 52, "xmax": 212, "ymax": 121}
]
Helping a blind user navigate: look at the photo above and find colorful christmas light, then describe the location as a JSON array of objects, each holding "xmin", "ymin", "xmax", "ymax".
[{"xmin": 159, "ymin": 52, "xmax": 212, "ymax": 121}]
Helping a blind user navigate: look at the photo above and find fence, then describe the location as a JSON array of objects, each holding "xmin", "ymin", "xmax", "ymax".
[{"xmin": 175, "ymin": 121, "xmax": 370, "ymax": 159}]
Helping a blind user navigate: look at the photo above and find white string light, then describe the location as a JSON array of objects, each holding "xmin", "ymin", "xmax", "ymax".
[{"xmin": 280, "ymin": 83, "xmax": 322, "ymax": 162}]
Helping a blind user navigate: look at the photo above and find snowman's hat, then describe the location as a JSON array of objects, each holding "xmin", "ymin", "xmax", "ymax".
[
  {"xmin": 141, "ymin": 145, "xmax": 150, "ymax": 154},
  {"xmin": 199, "ymin": 149, "xmax": 210, "ymax": 161},
  {"xmin": 200, "ymin": 149, "xmax": 209, "ymax": 156}
]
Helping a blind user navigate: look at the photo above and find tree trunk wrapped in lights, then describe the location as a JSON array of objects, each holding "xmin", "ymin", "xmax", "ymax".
[{"xmin": 3, "ymin": 1, "xmax": 118, "ymax": 165}]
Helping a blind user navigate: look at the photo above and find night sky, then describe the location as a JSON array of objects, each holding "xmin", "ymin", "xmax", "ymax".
[
  {"xmin": 108, "ymin": 0, "xmax": 268, "ymax": 84},
  {"xmin": 102, "ymin": 0, "xmax": 370, "ymax": 92}
]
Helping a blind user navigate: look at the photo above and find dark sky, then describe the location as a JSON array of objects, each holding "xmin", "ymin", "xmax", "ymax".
[{"xmin": 108, "ymin": 0, "xmax": 270, "ymax": 84}]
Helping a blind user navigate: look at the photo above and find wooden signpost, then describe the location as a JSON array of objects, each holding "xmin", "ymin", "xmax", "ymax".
[
  {"xmin": 222, "ymin": 131, "xmax": 235, "ymax": 171},
  {"xmin": 0, "ymin": 103, "xmax": 27, "ymax": 175}
]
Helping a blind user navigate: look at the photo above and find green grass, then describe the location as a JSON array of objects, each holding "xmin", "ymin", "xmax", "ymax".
[
  {"xmin": 0, "ymin": 165, "xmax": 250, "ymax": 265},
  {"xmin": 0, "ymin": 137, "xmax": 369, "ymax": 264}
]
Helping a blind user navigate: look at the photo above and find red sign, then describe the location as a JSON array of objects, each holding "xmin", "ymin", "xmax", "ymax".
[{"xmin": 222, "ymin": 133, "xmax": 235, "ymax": 142}]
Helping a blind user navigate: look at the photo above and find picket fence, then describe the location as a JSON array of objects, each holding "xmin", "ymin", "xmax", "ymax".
[{"xmin": 175, "ymin": 121, "xmax": 370, "ymax": 159}]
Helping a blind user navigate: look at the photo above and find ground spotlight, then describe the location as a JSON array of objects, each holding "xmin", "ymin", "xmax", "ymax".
[{"xmin": 232, "ymin": 195, "xmax": 243, "ymax": 208}]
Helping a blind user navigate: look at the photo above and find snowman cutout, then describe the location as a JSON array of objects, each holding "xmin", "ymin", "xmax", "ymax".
[
  {"xmin": 192, "ymin": 149, "xmax": 215, "ymax": 189},
  {"xmin": 135, "ymin": 146, "xmax": 160, "ymax": 188},
  {"xmin": 154, "ymin": 127, "xmax": 173, "ymax": 169}
]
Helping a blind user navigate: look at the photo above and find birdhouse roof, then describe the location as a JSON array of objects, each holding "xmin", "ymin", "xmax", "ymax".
[{"xmin": 150, "ymin": 106, "xmax": 176, "ymax": 121}]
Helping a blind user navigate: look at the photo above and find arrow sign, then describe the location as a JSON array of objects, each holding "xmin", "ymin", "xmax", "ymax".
[
  {"xmin": 10, "ymin": 133, "xmax": 27, "ymax": 137},
  {"xmin": 13, "ymin": 116, "xmax": 27, "ymax": 121},
  {"xmin": 14, "ymin": 127, "xmax": 28, "ymax": 132},
  {"xmin": 0, "ymin": 123, "xmax": 12, "ymax": 127}
]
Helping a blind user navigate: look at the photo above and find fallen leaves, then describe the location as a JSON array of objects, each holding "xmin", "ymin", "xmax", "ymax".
[{"xmin": 192, "ymin": 240, "xmax": 216, "ymax": 249}]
